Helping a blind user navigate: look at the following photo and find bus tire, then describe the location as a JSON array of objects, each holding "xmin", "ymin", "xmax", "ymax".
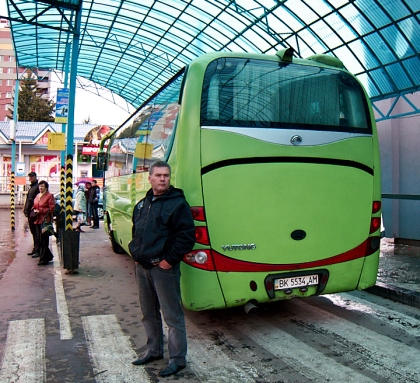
[{"xmin": 109, "ymin": 230, "xmax": 126, "ymax": 254}]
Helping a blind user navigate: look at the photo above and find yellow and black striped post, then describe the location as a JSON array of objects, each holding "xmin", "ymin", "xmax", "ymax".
[
  {"xmin": 10, "ymin": 171, "xmax": 15, "ymax": 231},
  {"xmin": 65, "ymin": 154, "xmax": 74, "ymax": 231},
  {"xmin": 60, "ymin": 165, "xmax": 65, "ymax": 214}
]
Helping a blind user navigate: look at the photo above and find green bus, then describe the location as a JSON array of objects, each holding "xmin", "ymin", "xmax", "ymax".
[{"xmin": 97, "ymin": 49, "xmax": 382, "ymax": 311}]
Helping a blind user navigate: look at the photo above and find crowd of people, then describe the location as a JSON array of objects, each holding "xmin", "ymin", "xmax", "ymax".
[{"xmin": 73, "ymin": 179, "xmax": 101, "ymax": 231}]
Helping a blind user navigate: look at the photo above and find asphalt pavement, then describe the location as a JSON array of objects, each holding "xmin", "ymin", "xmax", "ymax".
[{"xmin": 0, "ymin": 208, "xmax": 419, "ymax": 309}]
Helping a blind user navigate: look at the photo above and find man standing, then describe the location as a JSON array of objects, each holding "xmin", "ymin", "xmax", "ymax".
[
  {"xmin": 89, "ymin": 180, "xmax": 100, "ymax": 229},
  {"xmin": 129, "ymin": 160, "xmax": 195, "ymax": 377},
  {"xmin": 23, "ymin": 172, "xmax": 40, "ymax": 257}
]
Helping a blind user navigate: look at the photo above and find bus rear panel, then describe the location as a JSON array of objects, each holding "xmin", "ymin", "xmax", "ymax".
[{"xmin": 100, "ymin": 51, "xmax": 381, "ymax": 311}]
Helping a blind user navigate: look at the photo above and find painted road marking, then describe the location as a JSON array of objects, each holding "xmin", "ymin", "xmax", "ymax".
[
  {"xmin": 52, "ymin": 243, "xmax": 72, "ymax": 340},
  {"xmin": 293, "ymin": 296, "xmax": 420, "ymax": 381},
  {"xmin": 82, "ymin": 314, "xmax": 152, "ymax": 383},
  {"xmin": 185, "ymin": 317, "xmax": 256, "ymax": 383},
  {"xmin": 0, "ymin": 318, "xmax": 46, "ymax": 382},
  {"xmin": 236, "ymin": 315, "xmax": 377, "ymax": 383}
]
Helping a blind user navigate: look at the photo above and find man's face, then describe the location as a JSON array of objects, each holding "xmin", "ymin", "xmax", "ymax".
[
  {"xmin": 28, "ymin": 175, "xmax": 36, "ymax": 183},
  {"xmin": 149, "ymin": 166, "xmax": 170, "ymax": 196}
]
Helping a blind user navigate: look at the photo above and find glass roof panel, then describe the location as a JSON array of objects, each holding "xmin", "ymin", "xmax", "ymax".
[
  {"xmin": 339, "ymin": 4, "xmax": 374, "ymax": 35},
  {"xmin": 399, "ymin": 18, "xmax": 420, "ymax": 51},
  {"xmin": 386, "ymin": 62, "xmax": 413, "ymax": 90},
  {"xmin": 356, "ymin": 1, "xmax": 390, "ymax": 29},
  {"xmin": 379, "ymin": 0, "xmax": 411, "ymax": 19},
  {"xmin": 364, "ymin": 33, "xmax": 396, "ymax": 66},
  {"xmin": 310, "ymin": 20, "xmax": 343, "ymax": 50},
  {"xmin": 3, "ymin": 0, "xmax": 419, "ymax": 109},
  {"xmin": 381, "ymin": 25, "xmax": 414, "ymax": 59}
]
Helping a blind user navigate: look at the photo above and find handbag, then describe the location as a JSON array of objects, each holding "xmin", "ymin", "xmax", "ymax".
[
  {"xmin": 29, "ymin": 210, "xmax": 38, "ymax": 221},
  {"xmin": 41, "ymin": 215, "xmax": 54, "ymax": 236},
  {"xmin": 77, "ymin": 212, "xmax": 86, "ymax": 225}
]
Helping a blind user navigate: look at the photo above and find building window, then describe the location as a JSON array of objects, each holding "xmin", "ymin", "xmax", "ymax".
[
  {"xmin": 7, "ymin": 68, "xmax": 13, "ymax": 74},
  {"xmin": 6, "ymin": 79, "xmax": 13, "ymax": 86},
  {"xmin": 5, "ymin": 104, "xmax": 10, "ymax": 111},
  {"xmin": 8, "ymin": 56, "xmax": 14, "ymax": 62},
  {"xmin": 6, "ymin": 92, "xmax": 12, "ymax": 98}
]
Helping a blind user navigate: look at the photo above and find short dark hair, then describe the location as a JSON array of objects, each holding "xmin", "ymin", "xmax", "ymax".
[
  {"xmin": 38, "ymin": 180, "xmax": 49, "ymax": 189},
  {"xmin": 149, "ymin": 160, "xmax": 171, "ymax": 176}
]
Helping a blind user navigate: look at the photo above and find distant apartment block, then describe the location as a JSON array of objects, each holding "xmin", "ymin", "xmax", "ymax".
[{"xmin": 0, "ymin": 19, "xmax": 52, "ymax": 122}]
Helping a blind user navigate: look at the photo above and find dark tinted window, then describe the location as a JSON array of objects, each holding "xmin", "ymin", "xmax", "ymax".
[{"xmin": 201, "ymin": 58, "xmax": 371, "ymax": 133}]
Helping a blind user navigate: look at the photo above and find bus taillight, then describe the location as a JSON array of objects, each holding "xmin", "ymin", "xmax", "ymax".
[
  {"xmin": 372, "ymin": 201, "xmax": 381, "ymax": 214},
  {"xmin": 370, "ymin": 217, "xmax": 381, "ymax": 234},
  {"xmin": 191, "ymin": 206, "xmax": 206, "ymax": 221},
  {"xmin": 184, "ymin": 250, "xmax": 215, "ymax": 270},
  {"xmin": 195, "ymin": 226, "xmax": 210, "ymax": 245}
]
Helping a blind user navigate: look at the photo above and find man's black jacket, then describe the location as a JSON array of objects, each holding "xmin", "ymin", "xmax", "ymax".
[
  {"xmin": 23, "ymin": 180, "xmax": 39, "ymax": 217},
  {"xmin": 129, "ymin": 186, "xmax": 195, "ymax": 268}
]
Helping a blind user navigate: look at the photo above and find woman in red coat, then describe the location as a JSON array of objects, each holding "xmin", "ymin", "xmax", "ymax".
[{"xmin": 31, "ymin": 180, "xmax": 56, "ymax": 265}]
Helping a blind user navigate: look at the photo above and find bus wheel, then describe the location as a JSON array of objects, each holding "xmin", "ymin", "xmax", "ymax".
[{"xmin": 109, "ymin": 230, "xmax": 126, "ymax": 254}]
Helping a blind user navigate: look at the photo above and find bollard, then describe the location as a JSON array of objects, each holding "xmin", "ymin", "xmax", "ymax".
[{"xmin": 61, "ymin": 230, "xmax": 80, "ymax": 274}]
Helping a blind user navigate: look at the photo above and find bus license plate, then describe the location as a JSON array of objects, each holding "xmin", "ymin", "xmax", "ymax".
[{"xmin": 274, "ymin": 274, "xmax": 319, "ymax": 290}]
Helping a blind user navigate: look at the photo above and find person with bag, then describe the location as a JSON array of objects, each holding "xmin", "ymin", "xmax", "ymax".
[
  {"xmin": 74, "ymin": 184, "xmax": 87, "ymax": 232},
  {"xmin": 23, "ymin": 172, "xmax": 40, "ymax": 257},
  {"xmin": 31, "ymin": 180, "xmax": 56, "ymax": 266},
  {"xmin": 130, "ymin": 160, "xmax": 195, "ymax": 377}
]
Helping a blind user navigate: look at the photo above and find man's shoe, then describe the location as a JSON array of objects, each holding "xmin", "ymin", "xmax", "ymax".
[
  {"xmin": 31, "ymin": 253, "xmax": 40, "ymax": 258},
  {"xmin": 93, "ymin": 226, "xmax": 100, "ymax": 229},
  {"xmin": 132, "ymin": 354, "xmax": 163, "ymax": 366},
  {"xmin": 27, "ymin": 250, "xmax": 35, "ymax": 256},
  {"xmin": 158, "ymin": 362, "xmax": 186, "ymax": 377}
]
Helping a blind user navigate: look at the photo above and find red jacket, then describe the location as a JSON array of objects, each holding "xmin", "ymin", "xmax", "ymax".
[{"xmin": 32, "ymin": 191, "xmax": 55, "ymax": 224}]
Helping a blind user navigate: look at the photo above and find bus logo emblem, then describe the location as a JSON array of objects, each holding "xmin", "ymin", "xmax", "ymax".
[
  {"xmin": 290, "ymin": 135, "xmax": 302, "ymax": 145},
  {"xmin": 221, "ymin": 244, "xmax": 256, "ymax": 251}
]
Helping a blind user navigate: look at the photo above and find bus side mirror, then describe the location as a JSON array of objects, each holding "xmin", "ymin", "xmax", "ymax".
[{"xmin": 97, "ymin": 152, "xmax": 108, "ymax": 171}]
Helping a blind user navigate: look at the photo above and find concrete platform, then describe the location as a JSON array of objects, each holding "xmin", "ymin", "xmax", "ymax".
[{"xmin": 366, "ymin": 238, "xmax": 420, "ymax": 309}]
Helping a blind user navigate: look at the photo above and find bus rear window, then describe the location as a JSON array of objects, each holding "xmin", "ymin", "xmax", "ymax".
[{"xmin": 201, "ymin": 58, "xmax": 371, "ymax": 133}]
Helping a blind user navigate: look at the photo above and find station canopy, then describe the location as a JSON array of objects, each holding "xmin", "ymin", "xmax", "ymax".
[{"xmin": 4, "ymin": 0, "xmax": 420, "ymax": 114}]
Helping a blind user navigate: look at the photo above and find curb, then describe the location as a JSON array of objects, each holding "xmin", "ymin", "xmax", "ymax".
[{"xmin": 366, "ymin": 282, "xmax": 420, "ymax": 309}]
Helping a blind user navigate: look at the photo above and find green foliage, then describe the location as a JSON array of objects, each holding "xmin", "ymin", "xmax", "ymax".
[{"xmin": 7, "ymin": 75, "xmax": 56, "ymax": 122}]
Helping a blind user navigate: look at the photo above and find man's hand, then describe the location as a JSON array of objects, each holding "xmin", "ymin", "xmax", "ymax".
[{"xmin": 158, "ymin": 259, "xmax": 172, "ymax": 269}]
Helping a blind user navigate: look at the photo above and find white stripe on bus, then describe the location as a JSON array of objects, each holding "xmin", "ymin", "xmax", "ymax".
[
  {"xmin": 0, "ymin": 318, "xmax": 46, "ymax": 383},
  {"xmin": 82, "ymin": 314, "xmax": 152, "ymax": 383},
  {"xmin": 202, "ymin": 126, "xmax": 371, "ymax": 146}
]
